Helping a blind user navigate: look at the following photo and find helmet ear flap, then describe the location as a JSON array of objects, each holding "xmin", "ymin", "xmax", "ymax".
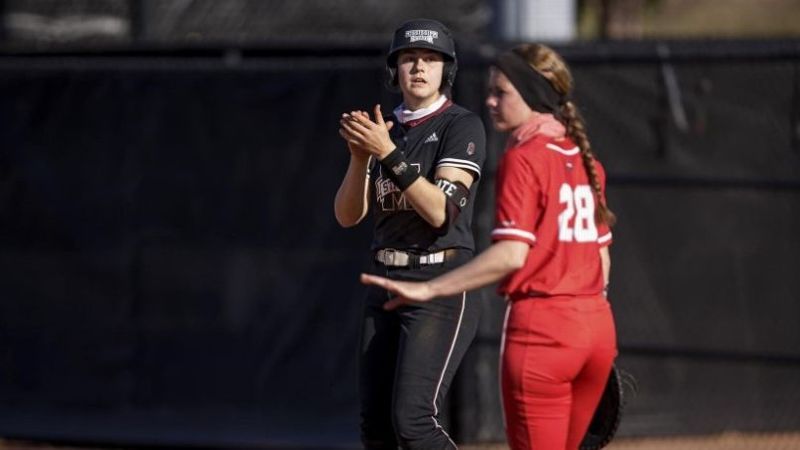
[
  {"xmin": 384, "ymin": 65, "xmax": 400, "ymax": 93},
  {"xmin": 444, "ymin": 61, "xmax": 458, "ymax": 87}
]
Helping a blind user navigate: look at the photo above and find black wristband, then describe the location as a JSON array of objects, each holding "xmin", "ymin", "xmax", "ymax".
[{"xmin": 379, "ymin": 149, "xmax": 420, "ymax": 191}]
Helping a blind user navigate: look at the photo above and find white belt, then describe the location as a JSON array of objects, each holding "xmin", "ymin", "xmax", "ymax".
[{"xmin": 375, "ymin": 249, "xmax": 448, "ymax": 267}]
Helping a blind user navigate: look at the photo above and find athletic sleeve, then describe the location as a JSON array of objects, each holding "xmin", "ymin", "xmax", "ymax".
[
  {"xmin": 436, "ymin": 113, "xmax": 486, "ymax": 180},
  {"xmin": 491, "ymin": 149, "xmax": 540, "ymax": 246},
  {"xmin": 595, "ymin": 161, "xmax": 613, "ymax": 247}
]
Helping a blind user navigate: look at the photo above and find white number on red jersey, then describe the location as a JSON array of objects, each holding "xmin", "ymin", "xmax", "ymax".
[{"xmin": 558, "ymin": 184, "xmax": 598, "ymax": 243}]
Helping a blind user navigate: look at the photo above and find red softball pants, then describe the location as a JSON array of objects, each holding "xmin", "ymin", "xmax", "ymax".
[{"xmin": 501, "ymin": 295, "xmax": 617, "ymax": 450}]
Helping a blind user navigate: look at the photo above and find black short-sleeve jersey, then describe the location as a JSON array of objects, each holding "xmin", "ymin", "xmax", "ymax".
[{"xmin": 370, "ymin": 102, "xmax": 486, "ymax": 252}]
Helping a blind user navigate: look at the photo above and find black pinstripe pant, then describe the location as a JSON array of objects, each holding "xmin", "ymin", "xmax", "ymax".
[{"xmin": 359, "ymin": 250, "xmax": 480, "ymax": 450}]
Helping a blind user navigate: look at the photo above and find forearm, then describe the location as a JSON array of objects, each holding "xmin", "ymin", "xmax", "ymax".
[
  {"xmin": 600, "ymin": 246, "xmax": 611, "ymax": 288},
  {"xmin": 428, "ymin": 240, "xmax": 529, "ymax": 297},
  {"xmin": 402, "ymin": 166, "xmax": 474, "ymax": 229},
  {"xmin": 334, "ymin": 155, "xmax": 371, "ymax": 227},
  {"xmin": 402, "ymin": 178, "xmax": 448, "ymax": 228}
]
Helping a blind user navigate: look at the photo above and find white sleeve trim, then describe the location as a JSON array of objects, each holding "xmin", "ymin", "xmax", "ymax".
[
  {"xmin": 491, "ymin": 228, "xmax": 536, "ymax": 243},
  {"xmin": 437, "ymin": 158, "xmax": 482, "ymax": 176},
  {"xmin": 598, "ymin": 232, "xmax": 612, "ymax": 244}
]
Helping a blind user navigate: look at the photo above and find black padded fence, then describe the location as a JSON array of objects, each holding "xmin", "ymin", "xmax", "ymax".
[{"xmin": 0, "ymin": 40, "xmax": 799, "ymax": 447}]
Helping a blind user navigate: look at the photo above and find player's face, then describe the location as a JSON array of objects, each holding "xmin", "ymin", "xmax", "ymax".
[
  {"xmin": 396, "ymin": 49, "xmax": 445, "ymax": 110},
  {"xmin": 486, "ymin": 67, "xmax": 535, "ymax": 132}
]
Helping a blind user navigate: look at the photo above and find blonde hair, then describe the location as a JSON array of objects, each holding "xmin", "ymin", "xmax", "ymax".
[{"xmin": 512, "ymin": 44, "xmax": 616, "ymax": 226}]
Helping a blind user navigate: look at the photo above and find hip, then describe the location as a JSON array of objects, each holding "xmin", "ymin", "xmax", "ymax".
[
  {"xmin": 503, "ymin": 295, "xmax": 616, "ymax": 349},
  {"xmin": 369, "ymin": 247, "xmax": 473, "ymax": 282}
]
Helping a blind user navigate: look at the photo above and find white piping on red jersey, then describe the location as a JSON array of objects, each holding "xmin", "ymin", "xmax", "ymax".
[
  {"xmin": 491, "ymin": 228, "xmax": 537, "ymax": 243},
  {"xmin": 597, "ymin": 232, "xmax": 613, "ymax": 244},
  {"xmin": 545, "ymin": 143, "xmax": 580, "ymax": 156}
]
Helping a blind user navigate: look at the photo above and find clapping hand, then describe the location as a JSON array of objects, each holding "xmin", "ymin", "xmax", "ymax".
[{"xmin": 339, "ymin": 104, "xmax": 396, "ymax": 160}]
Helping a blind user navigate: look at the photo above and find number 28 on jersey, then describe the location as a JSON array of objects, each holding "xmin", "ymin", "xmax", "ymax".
[{"xmin": 557, "ymin": 184, "xmax": 598, "ymax": 243}]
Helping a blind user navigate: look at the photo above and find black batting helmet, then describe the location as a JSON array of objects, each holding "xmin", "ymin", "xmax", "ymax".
[{"xmin": 385, "ymin": 18, "xmax": 458, "ymax": 90}]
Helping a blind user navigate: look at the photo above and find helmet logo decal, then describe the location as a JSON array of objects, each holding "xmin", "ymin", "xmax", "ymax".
[{"xmin": 405, "ymin": 29, "xmax": 438, "ymax": 44}]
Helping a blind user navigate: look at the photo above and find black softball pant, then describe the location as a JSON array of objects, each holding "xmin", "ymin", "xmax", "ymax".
[{"xmin": 359, "ymin": 251, "xmax": 480, "ymax": 450}]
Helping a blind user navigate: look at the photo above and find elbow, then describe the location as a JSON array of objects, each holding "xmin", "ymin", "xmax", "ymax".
[
  {"xmin": 428, "ymin": 210, "xmax": 450, "ymax": 233},
  {"xmin": 423, "ymin": 216, "xmax": 447, "ymax": 233},
  {"xmin": 333, "ymin": 208, "xmax": 347, "ymax": 228},
  {"xmin": 507, "ymin": 254, "xmax": 527, "ymax": 271},
  {"xmin": 333, "ymin": 205, "xmax": 357, "ymax": 228},
  {"xmin": 334, "ymin": 192, "xmax": 367, "ymax": 228},
  {"xmin": 430, "ymin": 216, "xmax": 447, "ymax": 230},
  {"xmin": 334, "ymin": 211, "xmax": 359, "ymax": 228},
  {"xmin": 503, "ymin": 243, "xmax": 529, "ymax": 272}
]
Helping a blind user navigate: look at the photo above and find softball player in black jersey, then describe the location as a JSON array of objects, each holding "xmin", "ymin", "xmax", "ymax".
[{"xmin": 334, "ymin": 19, "xmax": 486, "ymax": 450}]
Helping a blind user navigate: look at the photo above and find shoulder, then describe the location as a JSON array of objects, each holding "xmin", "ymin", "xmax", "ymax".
[
  {"xmin": 500, "ymin": 144, "xmax": 535, "ymax": 172},
  {"xmin": 436, "ymin": 104, "xmax": 486, "ymax": 150},
  {"xmin": 501, "ymin": 136, "xmax": 556, "ymax": 176},
  {"xmin": 508, "ymin": 135, "xmax": 550, "ymax": 160},
  {"xmin": 441, "ymin": 104, "xmax": 484, "ymax": 129},
  {"xmin": 442, "ymin": 102, "xmax": 477, "ymax": 117}
]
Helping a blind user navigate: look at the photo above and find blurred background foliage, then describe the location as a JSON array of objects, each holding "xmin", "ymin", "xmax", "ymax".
[{"xmin": 1, "ymin": 0, "xmax": 798, "ymax": 51}]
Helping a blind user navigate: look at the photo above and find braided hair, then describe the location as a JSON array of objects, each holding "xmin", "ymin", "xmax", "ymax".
[{"xmin": 512, "ymin": 44, "xmax": 616, "ymax": 226}]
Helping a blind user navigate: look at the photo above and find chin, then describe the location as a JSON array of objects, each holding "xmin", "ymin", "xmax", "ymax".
[
  {"xmin": 408, "ymin": 88, "xmax": 435, "ymax": 98},
  {"xmin": 491, "ymin": 119, "xmax": 512, "ymax": 132}
]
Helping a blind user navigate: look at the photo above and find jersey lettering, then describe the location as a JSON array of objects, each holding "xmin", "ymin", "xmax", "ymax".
[
  {"xmin": 557, "ymin": 184, "xmax": 598, "ymax": 243},
  {"xmin": 374, "ymin": 163, "xmax": 421, "ymax": 212},
  {"xmin": 436, "ymin": 178, "xmax": 458, "ymax": 197}
]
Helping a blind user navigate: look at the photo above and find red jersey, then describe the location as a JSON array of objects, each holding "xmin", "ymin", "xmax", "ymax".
[{"xmin": 491, "ymin": 135, "xmax": 612, "ymax": 298}]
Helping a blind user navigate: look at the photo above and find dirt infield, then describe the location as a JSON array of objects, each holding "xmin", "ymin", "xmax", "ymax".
[
  {"xmin": 2, "ymin": 432, "xmax": 800, "ymax": 449},
  {"xmin": 461, "ymin": 432, "xmax": 800, "ymax": 450}
]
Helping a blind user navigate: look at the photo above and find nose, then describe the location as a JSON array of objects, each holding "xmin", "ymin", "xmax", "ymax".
[{"xmin": 485, "ymin": 95, "xmax": 496, "ymax": 108}]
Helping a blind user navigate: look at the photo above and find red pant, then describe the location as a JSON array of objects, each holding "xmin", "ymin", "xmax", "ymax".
[{"xmin": 501, "ymin": 295, "xmax": 617, "ymax": 450}]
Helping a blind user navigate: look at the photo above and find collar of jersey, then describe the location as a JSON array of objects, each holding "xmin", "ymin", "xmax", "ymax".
[{"xmin": 393, "ymin": 95, "xmax": 449, "ymax": 127}]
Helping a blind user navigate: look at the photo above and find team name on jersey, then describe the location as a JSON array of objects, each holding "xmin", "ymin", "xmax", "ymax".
[{"xmin": 375, "ymin": 164, "xmax": 421, "ymax": 212}]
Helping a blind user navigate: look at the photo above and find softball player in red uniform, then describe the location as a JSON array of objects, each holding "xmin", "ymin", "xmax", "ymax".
[
  {"xmin": 361, "ymin": 43, "xmax": 617, "ymax": 450},
  {"xmin": 335, "ymin": 19, "xmax": 486, "ymax": 450}
]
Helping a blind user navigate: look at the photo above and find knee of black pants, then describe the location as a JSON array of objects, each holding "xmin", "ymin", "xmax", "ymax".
[
  {"xmin": 392, "ymin": 406, "xmax": 423, "ymax": 445},
  {"xmin": 392, "ymin": 403, "xmax": 455, "ymax": 450}
]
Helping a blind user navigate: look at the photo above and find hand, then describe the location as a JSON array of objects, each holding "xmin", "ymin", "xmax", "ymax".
[
  {"xmin": 360, "ymin": 273, "xmax": 435, "ymax": 310},
  {"xmin": 339, "ymin": 105, "xmax": 396, "ymax": 160},
  {"xmin": 339, "ymin": 111, "xmax": 371, "ymax": 158}
]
